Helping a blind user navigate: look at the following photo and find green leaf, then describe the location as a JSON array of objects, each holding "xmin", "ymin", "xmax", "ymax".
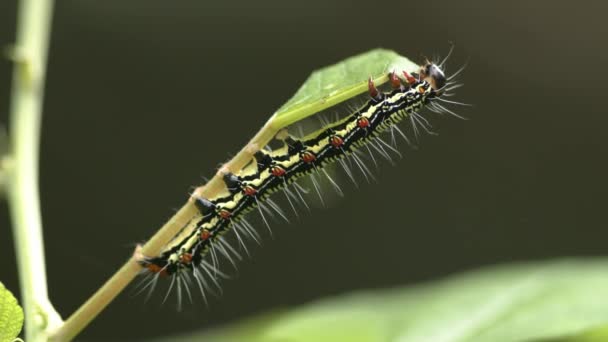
[
  {"xmin": 271, "ymin": 49, "xmax": 418, "ymax": 129},
  {"xmin": 0, "ymin": 282, "xmax": 24, "ymax": 342},
  {"xmin": 156, "ymin": 258, "xmax": 608, "ymax": 342}
]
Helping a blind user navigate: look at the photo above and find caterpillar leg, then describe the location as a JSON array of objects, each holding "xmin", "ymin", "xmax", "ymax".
[{"xmin": 194, "ymin": 196, "xmax": 215, "ymax": 215}]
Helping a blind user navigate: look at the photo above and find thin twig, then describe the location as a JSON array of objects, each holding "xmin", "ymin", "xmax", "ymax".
[
  {"xmin": 7, "ymin": 0, "xmax": 61, "ymax": 341},
  {"xmin": 49, "ymin": 117, "xmax": 280, "ymax": 341},
  {"xmin": 48, "ymin": 59, "xmax": 389, "ymax": 341}
]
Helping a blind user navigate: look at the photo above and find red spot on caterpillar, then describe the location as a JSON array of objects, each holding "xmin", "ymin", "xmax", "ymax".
[
  {"xmin": 243, "ymin": 185, "xmax": 257, "ymax": 196},
  {"xmin": 147, "ymin": 264, "xmax": 168, "ymax": 277},
  {"xmin": 357, "ymin": 117, "xmax": 370, "ymax": 128},
  {"xmin": 330, "ymin": 135, "xmax": 344, "ymax": 148},
  {"xmin": 179, "ymin": 253, "xmax": 193, "ymax": 264},
  {"xmin": 271, "ymin": 166, "xmax": 286, "ymax": 177},
  {"xmin": 367, "ymin": 77, "xmax": 378, "ymax": 98},
  {"xmin": 389, "ymin": 71, "xmax": 402, "ymax": 89},
  {"xmin": 403, "ymin": 71, "xmax": 417, "ymax": 85},
  {"xmin": 301, "ymin": 151, "xmax": 316, "ymax": 163},
  {"xmin": 219, "ymin": 209, "xmax": 232, "ymax": 219},
  {"xmin": 418, "ymin": 85, "xmax": 426, "ymax": 94},
  {"xmin": 200, "ymin": 229, "xmax": 211, "ymax": 240}
]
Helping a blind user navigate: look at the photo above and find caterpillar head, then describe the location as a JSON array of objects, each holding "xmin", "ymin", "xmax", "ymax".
[{"xmin": 419, "ymin": 62, "xmax": 446, "ymax": 96}]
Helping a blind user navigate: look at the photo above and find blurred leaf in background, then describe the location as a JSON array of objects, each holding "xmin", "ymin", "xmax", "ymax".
[
  {"xmin": 0, "ymin": 282, "xmax": 23, "ymax": 342},
  {"xmin": 156, "ymin": 258, "xmax": 608, "ymax": 342}
]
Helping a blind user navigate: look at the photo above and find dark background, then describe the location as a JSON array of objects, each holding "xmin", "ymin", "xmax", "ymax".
[{"xmin": 1, "ymin": 0, "xmax": 607, "ymax": 340}]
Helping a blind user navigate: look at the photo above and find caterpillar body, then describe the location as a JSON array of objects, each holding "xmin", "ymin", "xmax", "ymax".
[{"xmin": 137, "ymin": 57, "xmax": 463, "ymax": 301}]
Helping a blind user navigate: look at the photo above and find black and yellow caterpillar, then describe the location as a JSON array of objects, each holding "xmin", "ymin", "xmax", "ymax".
[{"xmin": 139, "ymin": 60, "xmax": 456, "ymax": 285}]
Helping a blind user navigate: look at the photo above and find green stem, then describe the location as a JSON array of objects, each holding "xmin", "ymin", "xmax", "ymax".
[
  {"xmin": 7, "ymin": 0, "xmax": 62, "ymax": 341},
  {"xmin": 48, "ymin": 115, "xmax": 280, "ymax": 341}
]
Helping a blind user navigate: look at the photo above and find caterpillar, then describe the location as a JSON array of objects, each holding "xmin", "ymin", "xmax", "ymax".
[{"xmin": 136, "ymin": 54, "xmax": 465, "ymax": 304}]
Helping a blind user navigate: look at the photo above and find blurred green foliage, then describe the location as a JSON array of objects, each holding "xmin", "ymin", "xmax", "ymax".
[{"xmin": 157, "ymin": 258, "xmax": 608, "ymax": 342}]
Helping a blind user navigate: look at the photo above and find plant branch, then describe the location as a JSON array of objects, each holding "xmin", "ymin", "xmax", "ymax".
[
  {"xmin": 7, "ymin": 0, "xmax": 61, "ymax": 341},
  {"xmin": 49, "ymin": 117, "xmax": 280, "ymax": 341}
]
